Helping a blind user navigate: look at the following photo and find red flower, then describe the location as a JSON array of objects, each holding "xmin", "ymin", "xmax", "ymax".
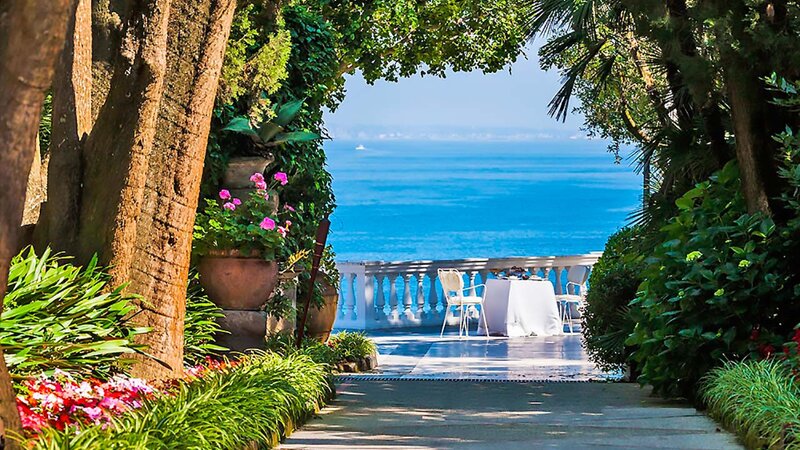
[{"xmin": 750, "ymin": 327, "xmax": 760, "ymax": 341}]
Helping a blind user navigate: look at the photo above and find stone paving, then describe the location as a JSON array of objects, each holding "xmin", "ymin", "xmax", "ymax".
[
  {"xmin": 357, "ymin": 328, "xmax": 620, "ymax": 381},
  {"xmin": 280, "ymin": 330, "xmax": 742, "ymax": 449}
]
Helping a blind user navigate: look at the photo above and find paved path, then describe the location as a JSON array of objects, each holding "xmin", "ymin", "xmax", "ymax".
[
  {"xmin": 281, "ymin": 331, "xmax": 742, "ymax": 449},
  {"xmin": 282, "ymin": 380, "xmax": 741, "ymax": 449}
]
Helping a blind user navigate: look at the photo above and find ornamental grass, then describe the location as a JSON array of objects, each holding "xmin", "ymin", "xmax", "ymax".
[
  {"xmin": 701, "ymin": 359, "xmax": 800, "ymax": 450},
  {"xmin": 27, "ymin": 352, "xmax": 332, "ymax": 450}
]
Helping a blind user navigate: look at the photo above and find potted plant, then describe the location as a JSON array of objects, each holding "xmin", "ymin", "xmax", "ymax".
[
  {"xmin": 193, "ymin": 171, "xmax": 292, "ymax": 311},
  {"xmin": 305, "ymin": 245, "xmax": 341, "ymax": 342}
]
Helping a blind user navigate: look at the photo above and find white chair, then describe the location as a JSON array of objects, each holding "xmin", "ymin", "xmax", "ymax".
[
  {"xmin": 438, "ymin": 269, "xmax": 489, "ymax": 338},
  {"xmin": 555, "ymin": 265, "xmax": 589, "ymax": 333}
]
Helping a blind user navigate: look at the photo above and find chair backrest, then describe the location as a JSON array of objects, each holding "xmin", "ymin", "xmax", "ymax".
[
  {"xmin": 438, "ymin": 269, "xmax": 464, "ymax": 302},
  {"xmin": 566, "ymin": 265, "xmax": 590, "ymax": 294}
]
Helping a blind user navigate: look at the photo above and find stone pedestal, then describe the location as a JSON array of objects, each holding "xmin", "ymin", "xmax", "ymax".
[{"xmin": 216, "ymin": 310, "xmax": 268, "ymax": 353}]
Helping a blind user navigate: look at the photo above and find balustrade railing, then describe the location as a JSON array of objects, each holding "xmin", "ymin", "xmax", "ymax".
[{"xmin": 333, "ymin": 254, "xmax": 602, "ymax": 330}]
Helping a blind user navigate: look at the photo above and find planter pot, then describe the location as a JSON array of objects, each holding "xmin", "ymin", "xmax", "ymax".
[
  {"xmin": 197, "ymin": 252, "xmax": 279, "ymax": 310},
  {"xmin": 221, "ymin": 156, "xmax": 279, "ymax": 214},
  {"xmin": 306, "ymin": 281, "xmax": 339, "ymax": 342},
  {"xmin": 222, "ymin": 156, "xmax": 274, "ymax": 188}
]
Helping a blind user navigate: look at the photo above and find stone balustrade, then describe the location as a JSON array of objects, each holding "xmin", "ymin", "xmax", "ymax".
[{"xmin": 333, "ymin": 254, "xmax": 602, "ymax": 330}]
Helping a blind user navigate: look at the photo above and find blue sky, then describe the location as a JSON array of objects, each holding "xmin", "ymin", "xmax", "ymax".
[{"xmin": 323, "ymin": 43, "xmax": 587, "ymax": 142}]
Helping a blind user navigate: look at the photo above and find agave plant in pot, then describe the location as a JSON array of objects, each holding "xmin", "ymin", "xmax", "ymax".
[{"xmin": 193, "ymin": 171, "xmax": 292, "ymax": 312}]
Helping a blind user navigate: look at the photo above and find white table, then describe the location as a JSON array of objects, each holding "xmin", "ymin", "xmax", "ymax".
[{"xmin": 477, "ymin": 278, "xmax": 562, "ymax": 337}]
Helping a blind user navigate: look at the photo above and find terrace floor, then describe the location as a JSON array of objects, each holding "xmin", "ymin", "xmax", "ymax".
[
  {"xmin": 281, "ymin": 329, "xmax": 743, "ymax": 449},
  {"xmin": 355, "ymin": 327, "xmax": 619, "ymax": 382}
]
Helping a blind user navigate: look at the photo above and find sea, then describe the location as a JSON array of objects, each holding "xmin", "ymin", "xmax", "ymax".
[{"xmin": 324, "ymin": 139, "xmax": 642, "ymax": 263}]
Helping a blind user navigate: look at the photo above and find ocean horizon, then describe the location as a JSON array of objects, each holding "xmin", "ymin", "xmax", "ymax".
[{"xmin": 325, "ymin": 139, "xmax": 641, "ymax": 262}]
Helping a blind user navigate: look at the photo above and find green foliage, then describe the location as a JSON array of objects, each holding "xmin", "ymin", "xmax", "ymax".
[
  {"xmin": 304, "ymin": 0, "xmax": 529, "ymax": 83},
  {"xmin": 193, "ymin": 189, "xmax": 287, "ymax": 260},
  {"xmin": 183, "ymin": 270, "xmax": 227, "ymax": 364},
  {"xmin": 217, "ymin": 2, "xmax": 292, "ymax": 122},
  {"xmin": 701, "ymin": 359, "xmax": 800, "ymax": 450},
  {"xmin": 29, "ymin": 352, "xmax": 332, "ymax": 449},
  {"xmin": 582, "ymin": 228, "xmax": 644, "ymax": 372},
  {"xmin": 1, "ymin": 248, "xmax": 148, "ymax": 379},
  {"xmin": 264, "ymin": 331, "xmax": 376, "ymax": 367},
  {"xmin": 38, "ymin": 92, "xmax": 52, "ymax": 153},
  {"xmin": 327, "ymin": 331, "xmax": 376, "ymax": 363},
  {"xmin": 264, "ymin": 333, "xmax": 337, "ymax": 366},
  {"xmin": 222, "ymin": 99, "xmax": 320, "ymax": 149},
  {"xmin": 627, "ymin": 159, "xmax": 800, "ymax": 398}
]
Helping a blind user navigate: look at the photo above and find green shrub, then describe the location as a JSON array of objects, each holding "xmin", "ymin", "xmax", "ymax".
[
  {"xmin": 184, "ymin": 269, "xmax": 227, "ymax": 364},
  {"xmin": 264, "ymin": 333, "xmax": 337, "ymax": 366},
  {"xmin": 264, "ymin": 331, "xmax": 377, "ymax": 367},
  {"xmin": 1, "ymin": 248, "xmax": 148, "ymax": 379},
  {"xmin": 582, "ymin": 227, "xmax": 644, "ymax": 372},
  {"xmin": 328, "ymin": 331, "xmax": 376, "ymax": 362},
  {"xmin": 29, "ymin": 352, "xmax": 332, "ymax": 449},
  {"xmin": 701, "ymin": 359, "xmax": 800, "ymax": 450},
  {"xmin": 627, "ymin": 159, "xmax": 800, "ymax": 398}
]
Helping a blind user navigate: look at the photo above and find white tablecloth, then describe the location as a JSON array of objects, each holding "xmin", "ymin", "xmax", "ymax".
[{"xmin": 477, "ymin": 279, "xmax": 562, "ymax": 337}]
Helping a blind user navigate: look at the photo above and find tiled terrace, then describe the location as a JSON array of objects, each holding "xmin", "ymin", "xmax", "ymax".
[{"xmin": 348, "ymin": 328, "xmax": 620, "ymax": 382}]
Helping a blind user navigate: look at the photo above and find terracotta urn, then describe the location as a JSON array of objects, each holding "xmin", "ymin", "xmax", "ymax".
[
  {"xmin": 197, "ymin": 250, "xmax": 279, "ymax": 310},
  {"xmin": 305, "ymin": 280, "xmax": 340, "ymax": 342}
]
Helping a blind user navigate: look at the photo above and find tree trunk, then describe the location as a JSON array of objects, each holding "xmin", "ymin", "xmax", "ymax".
[
  {"xmin": 715, "ymin": 1, "xmax": 782, "ymax": 215},
  {"xmin": 0, "ymin": 0, "xmax": 76, "ymax": 444},
  {"xmin": 128, "ymin": 0, "xmax": 236, "ymax": 378},
  {"xmin": 35, "ymin": 0, "xmax": 93, "ymax": 254},
  {"xmin": 74, "ymin": 0, "xmax": 170, "ymax": 285},
  {"xmin": 723, "ymin": 59, "xmax": 780, "ymax": 215}
]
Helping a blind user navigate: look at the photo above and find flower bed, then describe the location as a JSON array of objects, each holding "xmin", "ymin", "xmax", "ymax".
[{"xmin": 17, "ymin": 353, "xmax": 330, "ymax": 449}]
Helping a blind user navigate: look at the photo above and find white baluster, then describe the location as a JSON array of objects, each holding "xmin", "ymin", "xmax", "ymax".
[
  {"xmin": 416, "ymin": 274, "xmax": 426, "ymax": 320},
  {"xmin": 348, "ymin": 273, "xmax": 358, "ymax": 320},
  {"xmin": 402, "ymin": 274, "xmax": 414, "ymax": 321},
  {"xmin": 389, "ymin": 273, "xmax": 400, "ymax": 322},
  {"xmin": 554, "ymin": 267, "xmax": 564, "ymax": 295},
  {"xmin": 374, "ymin": 274, "xmax": 387, "ymax": 322},
  {"xmin": 478, "ymin": 270, "xmax": 490, "ymax": 296},
  {"xmin": 468, "ymin": 271, "xmax": 478, "ymax": 296},
  {"xmin": 337, "ymin": 271, "xmax": 347, "ymax": 320},
  {"xmin": 428, "ymin": 271, "xmax": 440, "ymax": 320}
]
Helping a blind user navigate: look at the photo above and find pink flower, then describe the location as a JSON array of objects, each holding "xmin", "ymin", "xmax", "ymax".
[
  {"xmin": 277, "ymin": 226, "xmax": 287, "ymax": 237},
  {"xmin": 232, "ymin": 198, "xmax": 242, "ymax": 206},
  {"xmin": 249, "ymin": 172, "xmax": 265, "ymax": 184},
  {"xmin": 255, "ymin": 180, "xmax": 267, "ymax": 190},
  {"xmin": 283, "ymin": 204, "xmax": 295, "ymax": 212},
  {"xmin": 273, "ymin": 172, "xmax": 288, "ymax": 185},
  {"xmin": 285, "ymin": 220, "xmax": 292, "ymax": 229},
  {"xmin": 219, "ymin": 189, "xmax": 231, "ymax": 200},
  {"xmin": 223, "ymin": 202, "xmax": 236, "ymax": 211},
  {"xmin": 259, "ymin": 217, "xmax": 276, "ymax": 230}
]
